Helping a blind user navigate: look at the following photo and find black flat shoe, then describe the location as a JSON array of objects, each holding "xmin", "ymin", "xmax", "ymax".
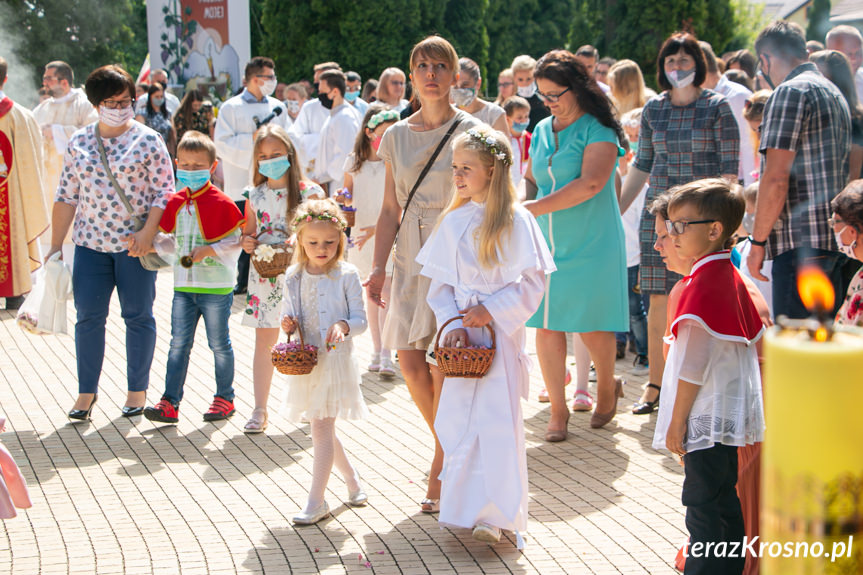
[
  {"xmin": 632, "ymin": 383, "xmax": 660, "ymax": 415},
  {"xmin": 68, "ymin": 394, "xmax": 98, "ymax": 421},
  {"xmin": 121, "ymin": 406, "xmax": 144, "ymax": 417}
]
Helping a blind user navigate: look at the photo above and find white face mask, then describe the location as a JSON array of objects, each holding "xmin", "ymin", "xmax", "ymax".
[
  {"xmin": 517, "ymin": 83, "xmax": 536, "ymax": 98},
  {"xmin": 666, "ymin": 68, "xmax": 695, "ymax": 89},
  {"xmin": 285, "ymin": 99, "xmax": 301, "ymax": 115},
  {"xmin": 260, "ymin": 78, "xmax": 277, "ymax": 98},
  {"xmin": 835, "ymin": 225, "xmax": 859, "ymax": 259},
  {"xmin": 99, "ymin": 105, "xmax": 135, "ymax": 127},
  {"xmin": 451, "ymin": 87, "xmax": 476, "ymax": 108}
]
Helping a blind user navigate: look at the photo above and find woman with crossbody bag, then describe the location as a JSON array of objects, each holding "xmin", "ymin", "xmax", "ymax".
[
  {"xmin": 48, "ymin": 65, "xmax": 174, "ymax": 420},
  {"xmin": 365, "ymin": 36, "xmax": 482, "ymax": 514}
]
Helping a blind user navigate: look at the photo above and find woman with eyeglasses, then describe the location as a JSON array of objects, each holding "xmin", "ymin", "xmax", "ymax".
[
  {"xmin": 376, "ymin": 67, "xmax": 409, "ymax": 112},
  {"xmin": 618, "ymin": 32, "xmax": 739, "ymax": 417},
  {"xmin": 521, "ymin": 49, "xmax": 630, "ymax": 437},
  {"xmin": 831, "ymin": 181, "xmax": 863, "ymax": 327},
  {"xmin": 47, "ymin": 65, "xmax": 174, "ymax": 421},
  {"xmin": 494, "ymin": 68, "xmax": 515, "ymax": 106}
]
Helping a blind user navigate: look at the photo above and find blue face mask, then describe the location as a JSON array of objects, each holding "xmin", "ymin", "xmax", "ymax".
[
  {"xmin": 176, "ymin": 169, "xmax": 211, "ymax": 191},
  {"xmin": 511, "ymin": 121, "xmax": 529, "ymax": 134},
  {"xmin": 259, "ymin": 155, "xmax": 291, "ymax": 180},
  {"xmin": 629, "ymin": 140, "xmax": 638, "ymax": 155},
  {"xmin": 345, "ymin": 89, "xmax": 360, "ymax": 102}
]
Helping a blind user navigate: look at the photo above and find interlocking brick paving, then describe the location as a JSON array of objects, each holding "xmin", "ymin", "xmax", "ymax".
[{"xmin": 0, "ymin": 272, "xmax": 686, "ymax": 574}]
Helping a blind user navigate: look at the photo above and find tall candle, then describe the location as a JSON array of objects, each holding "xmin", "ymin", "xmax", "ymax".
[{"xmin": 762, "ymin": 326, "xmax": 863, "ymax": 574}]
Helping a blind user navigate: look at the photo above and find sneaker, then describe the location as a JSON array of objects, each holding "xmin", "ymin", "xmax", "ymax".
[
  {"xmin": 143, "ymin": 398, "xmax": 179, "ymax": 424},
  {"xmin": 589, "ymin": 365, "xmax": 597, "ymax": 382},
  {"xmin": 379, "ymin": 357, "xmax": 396, "ymax": 378},
  {"xmin": 631, "ymin": 354, "xmax": 649, "ymax": 376},
  {"xmin": 367, "ymin": 353, "xmax": 381, "ymax": 372},
  {"xmin": 203, "ymin": 396, "xmax": 235, "ymax": 421},
  {"xmin": 472, "ymin": 522, "xmax": 501, "ymax": 543},
  {"xmin": 616, "ymin": 340, "xmax": 626, "ymax": 359}
]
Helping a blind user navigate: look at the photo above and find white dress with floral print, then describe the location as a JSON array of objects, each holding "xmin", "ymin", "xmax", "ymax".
[
  {"xmin": 836, "ymin": 263, "xmax": 863, "ymax": 328},
  {"xmin": 241, "ymin": 181, "xmax": 324, "ymax": 328}
]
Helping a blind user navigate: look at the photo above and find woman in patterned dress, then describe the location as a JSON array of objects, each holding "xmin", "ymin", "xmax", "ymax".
[{"xmin": 619, "ymin": 32, "xmax": 739, "ymax": 415}]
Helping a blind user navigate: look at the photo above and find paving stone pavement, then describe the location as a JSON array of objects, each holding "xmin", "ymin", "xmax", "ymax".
[{"xmin": 0, "ymin": 272, "xmax": 686, "ymax": 574}]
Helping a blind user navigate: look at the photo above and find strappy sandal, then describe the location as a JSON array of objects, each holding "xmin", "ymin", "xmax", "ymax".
[
  {"xmin": 571, "ymin": 390, "xmax": 594, "ymax": 412},
  {"xmin": 632, "ymin": 383, "xmax": 661, "ymax": 415},
  {"xmin": 243, "ymin": 408, "xmax": 268, "ymax": 434},
  {"xmin": 420, "ymin": 498, "xmax": 440, "ymax": 514}
]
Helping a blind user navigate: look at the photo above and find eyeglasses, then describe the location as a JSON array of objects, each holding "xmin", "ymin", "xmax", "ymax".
[
  {"xmin": 536, "ymin": 87, "xmax": 571, "ymax": 103},
  {"xmin": 42, "ymin": 75, "xmax": 58, "ymax": 82},
  {"xmin": 390, "ymin": 81, "xmax": 405, "ymax": 87},
  {"xmin": 828, "ymin": 216, "xmax": 845, "ymax": 227},
  {"xmin": 665, "ymin": 219, "xmax": 717, "ymax": 236},
  {"xmin": 101, "ymin": 98, "xmax": 135, "ymax": 109},
  {"xmin": 498, "ymin": 81, "xmax": 514, "ymax": 88},
  {"xmin": 255, "ymin": 74, "xmax": 276, "ymax": 81}
]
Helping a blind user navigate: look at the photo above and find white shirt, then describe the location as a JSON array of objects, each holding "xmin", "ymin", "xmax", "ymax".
[
  {"xmin": 213, "ymin": 90, "xmax": 289, "ymax": 201},
  {"xmin": 856, "ymin": 68, "xmax": 863, "ymax": 103},
  {"xmin": 135, "ymin": 92, "xmax": 180, "ymax": 117},
  {"xmin": 314, "ymin": 103, "xmax": 361, "ymax": 194},
  {"xmin": 288, "ymin": 99, "xmax": 330, "ymax": 172},
  {"xmin": 621, "ymin": 176, "xmax": 647, "ymax": 267},
  {"xmin": 715, "ymin": 75, "xmax": 755, "ymax": 184}
]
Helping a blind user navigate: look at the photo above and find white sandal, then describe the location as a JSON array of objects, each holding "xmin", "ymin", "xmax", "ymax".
[{"xmin": 243, "ymin": 408, "xmax": 268, "ymax": 434}]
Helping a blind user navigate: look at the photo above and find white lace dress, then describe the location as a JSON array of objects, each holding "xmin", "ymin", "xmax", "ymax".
[{"xmin": 281, "ymin": 270, "xmax": 369, "ymax": 422}]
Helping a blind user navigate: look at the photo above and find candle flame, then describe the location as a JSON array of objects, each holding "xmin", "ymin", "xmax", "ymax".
[
  {"xmin": 798, "ymin": 265, "xmax": 835, "ymax": 313},
  {"xmin": 814, "ymin": 326, "xmax": 829, "ymax": 342}
]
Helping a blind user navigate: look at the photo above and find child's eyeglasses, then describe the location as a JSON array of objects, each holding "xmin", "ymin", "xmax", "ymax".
[{"xmin": 665, "ymin": 219, "xmax": 717, "ymax": 236}]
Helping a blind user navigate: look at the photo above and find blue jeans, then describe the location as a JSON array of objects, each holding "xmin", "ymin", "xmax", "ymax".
[
  {"xmin": 616, "ymin": 265, "xmax": 648, "ymax": 356},
  {"xmin": 163, "ymin": 291, "xmax": 235, "ymax": 405},
  {"xmin": 771, "ymin": 248, "xmax": 846, "ymax": 320},
  {"xmin": 72, "ymin": 246, "xmax": 157, "ymax": 394}
]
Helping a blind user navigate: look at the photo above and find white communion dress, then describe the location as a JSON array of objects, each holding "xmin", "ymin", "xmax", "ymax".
[{"xmin": 416, "ymin": 201, "xmax": 555, "ymax": 545}]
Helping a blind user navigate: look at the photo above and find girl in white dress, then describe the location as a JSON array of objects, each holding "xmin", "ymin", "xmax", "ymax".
[
  {"xmin": 416, "ymin": 127, "xmax": 555, "ymax": 545},
  {"xmin": 240, "ymin": 125, "xmax": 324, "ymax": 433},
  {"xmin": 280, "ymin": 198, "xmax": 369, "ymax": 525},
  {"xmin": 341, "ymin": 105, "xmax": 399, "ymax": 375}
]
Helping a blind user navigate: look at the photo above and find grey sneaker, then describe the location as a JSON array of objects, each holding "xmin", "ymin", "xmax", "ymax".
[{"xmin": 631, "ymin": 354, "xmax": 649, "ymax": 376}]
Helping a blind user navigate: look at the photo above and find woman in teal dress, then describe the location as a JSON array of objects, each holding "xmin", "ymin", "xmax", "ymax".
[{"xmin": 523, "ymin": 50, "xmax": 629, "ymax": 438}]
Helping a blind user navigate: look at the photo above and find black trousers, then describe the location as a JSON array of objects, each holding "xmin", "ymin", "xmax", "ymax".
[
  {"xmin": 682, "ymin": 444, "xmax": 745, "ymax": 575},
  {"xmin": 234, "ymin": 199, "xmax": 250, "ymax": 290}
]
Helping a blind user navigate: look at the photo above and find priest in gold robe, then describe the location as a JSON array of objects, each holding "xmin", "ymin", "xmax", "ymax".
[{"xmin": 0, "ymin": 57, "xmax": 50, "ymax": 308}]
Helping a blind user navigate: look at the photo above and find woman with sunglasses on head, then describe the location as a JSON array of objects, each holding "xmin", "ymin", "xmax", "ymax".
[
  {"xmin": 521, "ymin": 49, "xmax": 630, "ymax": 436},
  {"xmin": 618, "ymin": 32, "xmax": 739, "ymax": 418}
]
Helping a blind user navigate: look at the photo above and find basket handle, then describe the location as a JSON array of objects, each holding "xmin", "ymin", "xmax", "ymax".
[
  {"xmin": 434, "ymin": 315, "xmax": 496, "ymax": 350},
  {"xmin": 286, "ymin": 318, "xmax": 305, "ymax": 348}
]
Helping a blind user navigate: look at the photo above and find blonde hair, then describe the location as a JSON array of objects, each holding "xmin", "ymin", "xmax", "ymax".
[
  {"xmin": 251, "ymin": 124, "xmax": 304, "ymax": 223},
  {"xmin": 377, "ymin": 67, "xmax": 406, "ymax": 105},
  {"xmin": 441, "ymin": 126, "xmax": 516, "ymax": 268},
  {"xmin": 409, "ymin": 36, "xmax": 459, "ymax": 75},
  {"xmin": 607, "ymin": 59, "xmax": 648, "ymax": 116},
  {"xmin": 495, "ymin": 68, "xmax": 514, "ymax": 105},
  {"xmin": 511, "ymin": 55, "xmax": 537, "ymax": 74},
  {"xmin": 293, "ymin": 198, "xmax": 347, "ymax": 273}
]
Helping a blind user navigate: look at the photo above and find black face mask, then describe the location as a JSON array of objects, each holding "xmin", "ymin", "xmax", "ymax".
[
  {"xmin": 318, "ymin": 91, "xmax": 334, "ymax": 109},
  {"xmin": 313, "ymin": 82, "xmax": 320, "ymax": 95}
]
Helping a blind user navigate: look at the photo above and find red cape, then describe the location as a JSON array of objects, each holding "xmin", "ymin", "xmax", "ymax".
[
  {"xmin": 670, "ymin": 251, "xmax": 764, "ymax": 345},
  {"xmin": 159, "ymin": 182, "xmax": 244, "ymax": 241},
  {"xmin": 0, "ymin": 97, "xmax": 13, "ymax": 119}
]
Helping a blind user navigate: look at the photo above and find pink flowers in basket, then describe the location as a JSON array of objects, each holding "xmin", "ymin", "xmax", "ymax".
[{"xmin": 272, "ymin": 341, "xmax": 318, "ymax": 354}]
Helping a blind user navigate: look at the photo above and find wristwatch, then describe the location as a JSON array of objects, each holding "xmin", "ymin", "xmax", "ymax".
[{"xmin": 748, "ymin": 235, "xmax": 768, "ymax": 247}]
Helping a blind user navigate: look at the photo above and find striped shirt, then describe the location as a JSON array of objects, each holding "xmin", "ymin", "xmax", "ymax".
[{"xmin": 759, "ymin": 62, "xmax": 851, "ymax": 258}]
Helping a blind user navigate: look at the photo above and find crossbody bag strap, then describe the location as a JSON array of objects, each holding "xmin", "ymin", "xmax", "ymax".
[
  {"xmin": 94, "ymin": 124, "xmax": 137, "ymax": 219},
  {"xmin": 395, "ymin": 116, "xmax": 463, "ymax": 235}
]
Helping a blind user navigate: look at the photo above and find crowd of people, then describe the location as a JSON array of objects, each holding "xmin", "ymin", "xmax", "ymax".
[{"xmin": 1, "ymin": 17, "xmax": 863, "ymax": 571}]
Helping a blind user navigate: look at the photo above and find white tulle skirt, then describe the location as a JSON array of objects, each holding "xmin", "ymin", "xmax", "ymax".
[{"xmin": 281, "ymin": 345, "xmax": 369, "ymax": 422}]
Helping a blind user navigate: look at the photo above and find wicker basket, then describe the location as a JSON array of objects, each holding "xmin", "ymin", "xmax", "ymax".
[
  {"xmin": 271, "ymin": 325, "xmax": 318, "ymax": 375},
  {"xmin": 340, "ymin": 206, "xmax": 356, "ymax": 227},
  {"xmin": 252, "ymin": 242, "xmax": 294, "ymax": 278},
  {"xmin": 434, "ymin": 316, "xmax": 496, "ymax": 378}
]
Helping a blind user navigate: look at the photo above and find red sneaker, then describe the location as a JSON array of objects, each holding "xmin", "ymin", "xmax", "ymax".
[
  {"xmin": 203, "ymin": 397, "xmax": 235, "ymax": 421},
  {"xmin": 144, "ymin": 398, "xmax": 179, "ymax": 424}
]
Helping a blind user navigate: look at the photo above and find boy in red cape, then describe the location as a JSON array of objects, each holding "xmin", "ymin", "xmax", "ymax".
[
  {"xmin": 144, "ymin": 131, "xmax": 245, "ymax": 425},
  {"xmin": 653, "ymin": 179, "xmax": 765, "ymax": 575}
]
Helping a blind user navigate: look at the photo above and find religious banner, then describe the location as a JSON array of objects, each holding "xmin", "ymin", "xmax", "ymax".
[{"xmin": 146, "ymin": 0, "xmax": 250, "ymax": 99}]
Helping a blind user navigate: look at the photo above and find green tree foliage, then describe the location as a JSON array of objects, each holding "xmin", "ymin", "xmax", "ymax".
[
  {"xmin": 807, "ymin": 0, "xmax": 832, "ymax": 43},
  {"xmin": 3, "ymin": 0, "xmax": 149, "ymax": 88}
]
